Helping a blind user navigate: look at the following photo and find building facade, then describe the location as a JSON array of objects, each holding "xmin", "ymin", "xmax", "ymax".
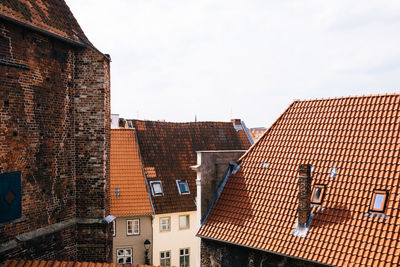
[{"xmin": 0, "ymin": 0, "xmax": 111, "ymax": 262}]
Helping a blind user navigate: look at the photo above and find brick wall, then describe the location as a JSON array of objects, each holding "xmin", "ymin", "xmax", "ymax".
[
  {"xmin": 200, "ymin": 239, "xmax": 327, "ymax": 267},
  {"xmin": 0, "ymin": 19, "xmax": 111, "ymax": 262}
]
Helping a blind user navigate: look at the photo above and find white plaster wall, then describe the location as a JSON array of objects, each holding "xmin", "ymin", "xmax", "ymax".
[{"xmin": 152, "ymin": 211, "xmax": 198, "ymax": 266}]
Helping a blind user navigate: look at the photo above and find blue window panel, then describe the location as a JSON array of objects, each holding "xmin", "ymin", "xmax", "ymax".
[{"xmin": 0, "ymin": 172, "xmax": 22, "ymax": 223}]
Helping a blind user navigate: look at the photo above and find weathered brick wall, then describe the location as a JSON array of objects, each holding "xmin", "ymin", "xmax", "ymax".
[
  {"xmin": 201, "ymin": 239, "xmax": 327, "ymax": 267},
  {"xmin": 0, "ymin": 19, "xmax": 111, "ymax": 262},
  {"xmin": 74, "ymin": 47, "xmax": 111, "ymax": 262}
]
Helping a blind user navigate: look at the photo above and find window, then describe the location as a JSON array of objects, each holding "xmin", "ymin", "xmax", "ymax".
[
  {"xmin": 176, "ymin": 180, "xmax": 190, "ymax": 194},
  {"xmin": 160, "ymin": 217, "xmax": 170, "ymax": 232},
  {"xmin": 370, "ymin": 190, "xmax": 388, "ymax": 213},
  {"xmin": 0, "ymin": 172, "xmax": 22, "ymax": 223},
  {"xmin": 160, "ymin": 251, "xmax": 171, "ymax": 266},
  {"xmin": 111, "ymin": 220, "xmax": 116, "ymax": 237},
  {"xmin": 311, "ymin": 185, "xmax": 325, "ymax": 205},
  {"xmin": 329, "ymin": 167, "xmax": 337, "ymax": 178},
  {"xmin": 179, "ymin": 248, "xmax": 190, "ymax": 267},
  {"xmin": 179, "ymin": 215, "xmax": 190, "ymax": 229},
  {"xmin": 117, "ymin": 248, "xmax": 132, "ymax": 264},
  {"xmin": 127, "ymin": 219, "xmax": 140, "ymax": 235},
  {"xmin": 150, "ymin": 181, "xmax": 163, "ymax": 196}
]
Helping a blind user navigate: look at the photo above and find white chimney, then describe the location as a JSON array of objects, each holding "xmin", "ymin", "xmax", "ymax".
[{"xmin": 111, "ymin": 114, "xmax": 119, "ymax": 129}]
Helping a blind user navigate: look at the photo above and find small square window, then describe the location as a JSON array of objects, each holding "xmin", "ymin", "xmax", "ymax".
[
  {"xmin": 0, "ymin": 172, "xmax": 22, "ymax": 223},
  {"xmin": 311, "ymin": 185, "xmax": 325, "ymax": 205},
  {"xmin": 117, "ymin": 248, "xmax": 133, "ymax": 264},
  {"xmin": 179, "ymin": 215, "xmax": 190, "ymax": 229},
  {"xmin": 176, "ymin": 180, "xmax": 190, "ymax": 194},
  {"xmin": 127, "ymin": 219, "xmax": 140, "ymax": 235},
  {"xmin": 329, "ymin": 167, "xmax": 337, "ymax": 178},
  {"xmin": 160, "ymin": 217, "xmax": 170, "ymax": 232},
  {"xmin": 370, "ymin": 190, "xmax": 388, "ymax": 213},
  {"xmin": 150, "ymin": 181, "xmax": 163, "ymax": 196}
]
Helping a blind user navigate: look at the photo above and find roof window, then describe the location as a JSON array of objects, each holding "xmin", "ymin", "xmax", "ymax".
[
  {"xmin": 329, "ymin": 167, "xmax": 337, "ymax": 178},
  {"xmin": 150, "ymin": 181, "xmax": 163, "ymax": 196},
  {"xmin": 369, "ymin": 190, "xmax": 388, "ymax": 213},
  {"xmin": 310, "ymin": 185, "xmax": 325, "ymax": 205},
  {"xmin": 176, "ymin": 180, "xmax": 190, "ymax": 194}
]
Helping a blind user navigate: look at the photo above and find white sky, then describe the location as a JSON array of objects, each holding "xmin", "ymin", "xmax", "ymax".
[{"xmin": 66, "ymin": 0, "xmax": 400, "ymax": 128}]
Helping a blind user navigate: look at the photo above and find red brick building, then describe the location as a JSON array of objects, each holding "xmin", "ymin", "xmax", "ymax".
[
  {"xmin": 0, "ymin": 0, "xmax": 111, "ymax": 262},
  {"xmin": 198, "ymin": 94, "xmax": 400, "ymax": 266}
]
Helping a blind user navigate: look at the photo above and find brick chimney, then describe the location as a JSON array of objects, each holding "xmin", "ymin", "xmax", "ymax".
[{"xmin": 298, "ymin": 164, "xmax": 312, "ymax": 227}]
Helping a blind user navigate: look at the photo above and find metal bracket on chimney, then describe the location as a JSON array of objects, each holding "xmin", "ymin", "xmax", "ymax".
[{"xmin": 293, "ymin": 212, "xmax": 314, "ymax": 238}]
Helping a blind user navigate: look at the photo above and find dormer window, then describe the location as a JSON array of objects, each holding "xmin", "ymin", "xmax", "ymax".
[
  {"xmin": 176, "ymin": 180, "xmax": 190, "ymax": 194},
  {"xmin": 311, "ymin": 185, "xmax": 325, "ymax": 205},
  {"xmin": 329, "ymin": 167, "xmax": 337, "ymax": 178},
  {"xmin": 150, "ymin": 181, "xmax": 163, "ymax": 196},
  {"xmin": 370, "ymin": 190, "xmax": 388, "ymax": 213}
]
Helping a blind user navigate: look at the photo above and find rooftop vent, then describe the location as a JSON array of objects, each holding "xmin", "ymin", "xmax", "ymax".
[
  {"xmin": 263, "ymin": 162, "xmax": 269, "ymax": 169},
  {"xmin": 329, "ymin": 167, "xmax": 337, "ymax": 178}
]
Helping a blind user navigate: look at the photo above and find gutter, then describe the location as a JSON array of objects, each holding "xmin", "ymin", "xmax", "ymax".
[
  {"xmin": 240, "ymin": 120, "xmax": 254, "ymax": 145},
  {"xmin": 133, "ymin": 127, "xmax": 155, "ymax": 215}
]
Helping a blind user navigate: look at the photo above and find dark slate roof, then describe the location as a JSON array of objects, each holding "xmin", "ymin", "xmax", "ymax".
[
  {"xmin": 129, "ymin": 119, "xmax": 252, "ymax": 214},
  {"xmin": 0, "ymin": 0, "xmax": 92, "ymax": 47},
  {"xmin": 199, "ymin": 94, "xmax": 400, "ymax": 266}
]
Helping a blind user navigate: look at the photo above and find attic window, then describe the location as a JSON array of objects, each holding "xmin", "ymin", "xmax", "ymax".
[
  {"xmin": 329, "ymin": 167, "xmax": 337, "ymax": 178},
  {"xmin": 150, "ymin": 181, "xmax": 163, "ymax": 196},
  {"xmin": 176, "ymin": 180, "xmax": 190, "ymax": 194},
  {"xmin": 263, "ymin": 162, "xmax": 269, "ymax": 169},
  {"xmin": 311, "ymin": 185, "xmax": 325, "ymax": 205},
  {"xmin": 370, "ymin": 190, "xmax": 388, "ymax": 213}
]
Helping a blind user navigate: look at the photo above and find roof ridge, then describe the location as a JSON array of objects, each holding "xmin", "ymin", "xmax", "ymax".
[{"xmin": 295, "ymin": 92, "xmax": 400, "ymax": 103}]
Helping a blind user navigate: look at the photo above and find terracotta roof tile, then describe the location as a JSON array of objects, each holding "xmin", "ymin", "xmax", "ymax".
[
  {"xmin": 110, "ymin": 129, "xmax": 153, "ymax": 216},
  {"xmin": 3, "ymin": 259, "xmax": 166, "ymax": 267},
  {"xmin": 198, "ymin": 94, "xmax": 400, "ymax": 266},
  {"xmin": 128, "ymin": 120, "xmax": 251, "ymax": 214},
  {"xmin": 0, "ymin": 0, "xmax": 92, "ymax": 47}
]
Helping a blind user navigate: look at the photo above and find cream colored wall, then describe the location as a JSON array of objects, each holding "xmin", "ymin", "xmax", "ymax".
[
  {"xmin": 112, "ymin": 216, "xmax": 153, "ymax": 264},
  {"xmin": 153, "ymin": 211, "xmax": 198, "ymax": 267}
]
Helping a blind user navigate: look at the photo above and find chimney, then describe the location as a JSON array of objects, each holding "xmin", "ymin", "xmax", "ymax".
[
  {"xmin": 111, "ymin": 114, "xmax": 119, "ymax": 129},
  {"xmin": 298, "ymin": 164, "xmax": 312, "ymax": 227}
]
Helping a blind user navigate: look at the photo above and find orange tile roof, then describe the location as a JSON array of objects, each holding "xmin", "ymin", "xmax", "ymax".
[
  {"xmin": 110, "ymin": 129, "xmax": 153, "ymax": 216},
  {"xmin": 3, "ymin": 259, "xmax": 164, "ymax": 267},
  {"xmin": 0, "ymin": 0, "xmax": 92, "ymax": 47},
  {"xmin": 128, "ymin": 120, "xmax": 252, "ymax": 214},
  {"xmin": 198, "ymin": 94, "xmax": 400, "ymax": 266}
]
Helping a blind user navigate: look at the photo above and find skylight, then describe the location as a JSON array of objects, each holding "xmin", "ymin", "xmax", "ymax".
[
  {"xmin": 370, "ymin": 190, "xmax": 388, "ymax": 213},
  {"xmin": 150, "ymin": 181, "xmax": 163, "ymax": 196},
  {"xmin": 311, "ymin": 185, "xmax": 325, "ymax": 205},
  {"xmin": 329, "ymin": 167, "xmax": 337, "ymax": 178},
  {"xmin": 176, "ymin": 180, "xmax": 190, "ymax": 194}
]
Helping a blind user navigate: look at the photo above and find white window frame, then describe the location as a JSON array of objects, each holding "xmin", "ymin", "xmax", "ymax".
[
  {"xmin": 160, "ymin": 250, "xmax": 171, "ymax": 266},
  {"xmin": 176, "ymin": 180, "xmax": 190, "ymax": 194},
  {"xmin": 126, "ymin": 219, "xmax": 140, "ymax": 235},
  {"xmin": 160, "ymin": 217, "xmax": 170, "ymax": 232},
  {"xmin": 150, "ymin": 180, "xmax": 164, "ymax": 196},
  {"xmin": 179, "ymin": 248, "xmax": 190, "ymax": 267},
  {"xmin": 117, "ymin": 248, "xmax": 133, "ymax": 264},
  {"xmin": 179, "ymin": 215, "xmax": 190, "ymax": 230}
]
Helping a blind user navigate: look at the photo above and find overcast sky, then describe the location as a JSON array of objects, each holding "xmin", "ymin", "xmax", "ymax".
[{"xmin": 66, "ymin": 0, "xmax": 400, "ymax": 128}]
